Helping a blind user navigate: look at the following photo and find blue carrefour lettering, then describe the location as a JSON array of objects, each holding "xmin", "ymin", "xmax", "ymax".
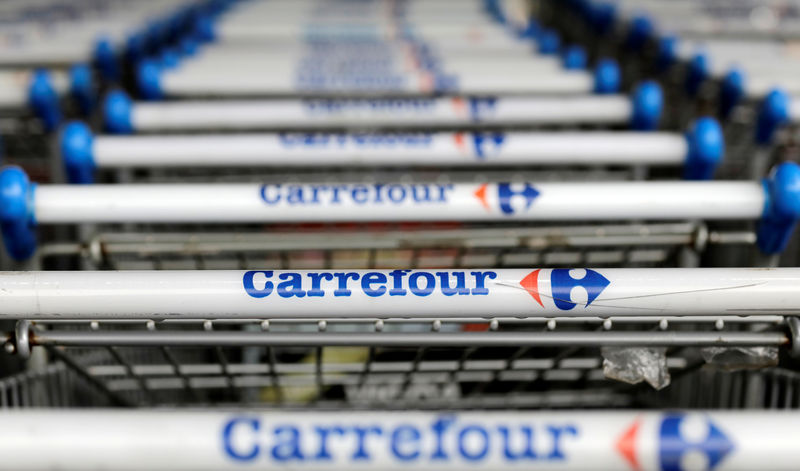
[
  {"xmin": 221, "ymin": 415, "xmax": 579, "ymax": 464},
  {"xmin": 550, "ymin": 269, "xmax": 611, "ymax": 310},
  {"xmin": 279, "ymin": 133, "xmax": 433, "ymax": 148},
  {"xmin": 391, "ymin": 425, "xmax": 421, "ymax": 461},
  {"xmin": 222, "ymin": 417, "xmax": 260, "ymax": 461},
  {"xmin": 258, "ymin": 183, "xmax": 454, "ymax": 206},
  {"xmin": 243, "ymin": 270, "xmax": 497, "ymax": 299},
  {"xmin": 243, "ymin": 271, "xmax": 274, "ymax": 298},
  {"xmin": 271, "ymin": 425, "xmax": 304, "ymax": 461},
  {"xmin": 458, "ymin": 425, "xmax": 490, "ymax": 461}
]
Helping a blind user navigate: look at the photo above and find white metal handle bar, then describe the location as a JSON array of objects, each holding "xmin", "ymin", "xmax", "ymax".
[
  {"xmin": 101, "ymin": 82, "xmax": 662, "ymax": 133},
  {"xmin": 2, "ymin": 163, "xmax": 798, "ymax": 260},
  {"xmin": 0, "ymin": 410, "xmax": 796, "ymax": 470},
  {"xmin": 0, "ymin": 409, "xmax": 793, "ymax": 470},
  {"xmin": 1, "ymin": 268, "xmax": 800, "ymax": 319},
  {"xmin": 60, "ymin": 117, "xmax": 722, "ymax": 184}
]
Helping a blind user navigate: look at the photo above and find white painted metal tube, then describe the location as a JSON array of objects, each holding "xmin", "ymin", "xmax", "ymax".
[
  {"xmin": 91, "ymin": 132, "xmax": 688, "ymax": 168},
  {"xmin": 31, "ymin": 181, "xmax": 764, "ymax": 223},
  {"xmin": 158, "ymin": 68, "xmax": 595, "ymax": 96},
  {"xmin": 0, "ymin": 268, "xmax": 799, "ymax": 319},
  {"xmin": 124, "ymin": 96, "xmax": 634, "ymax": 131},
  {"xmin": 0, "ymin": 410, "xmax": 796, "ymax": 471}
]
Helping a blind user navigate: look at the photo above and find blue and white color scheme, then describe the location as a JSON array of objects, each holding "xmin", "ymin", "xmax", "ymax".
[
  {"xmin": 0, "ymin": 268, "xmax": 799, "ymax": 318},
  {"xmin": 62, "ymin": 118, "xmax": 720, "ymax": 184},
  {"xmin": 0, "ymin": 410, "xmax": 796, "ymax": 470},
  {"xmin": 102, "ymin": 83, "xmax": 662, "ymax": 134}
]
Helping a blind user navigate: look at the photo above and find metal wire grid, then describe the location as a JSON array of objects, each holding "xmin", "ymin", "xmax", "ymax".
[
  {"xmin": 0, "ymin": 315, "xmax": 791, "ymax": 409},
  {"xmin": 34, "ymin": 221, "xmax": 756, "ymax": 271}
]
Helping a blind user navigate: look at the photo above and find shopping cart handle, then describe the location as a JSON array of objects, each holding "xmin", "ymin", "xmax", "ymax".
[
  {"xmin": 758, "ymin": 162, "xmax": 800, "ymax": 254},
  {"xmin": 720, "ymin": 67, "xmax": 745, "ymax": 119},
  {"xmin": 631, "ymin": 80, "xmax": 663, "ymax": 130},
  {"xmin": 93, "ymin": 36, "xmax": 119, "ymax": 82},
  {"xmin": 60, "ymin": 121, "xmax": 94, "ymax": 185},
  {"xmin": 593, "ymin": 58, "xmax": 620, "ymax": 94},
  {"xmin": 103, "ymin": 90, "xmax": 133, "ymax": 134},
  {"xmin": 68, "ymin": 64, "xmax": 94, "ymax": 116},
  {"xmin": 756, "ymin": 88, "xmax": 790, "ymax": 145},
  {"xmin": 684, "ymin": 117, "xmax": 724, "ymax": 180},
  {"xmin": 27, "ymin": 69, "xmax": 61, "ymax": 132},
  {"xmin": 0, "ymin": 166, "xmax": 36, "ymax": 261}
]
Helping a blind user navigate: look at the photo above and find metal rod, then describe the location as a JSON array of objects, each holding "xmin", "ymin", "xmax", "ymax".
[{"xmin": 30, "ymin": 330, "xmax": 789, "ymax": 348}]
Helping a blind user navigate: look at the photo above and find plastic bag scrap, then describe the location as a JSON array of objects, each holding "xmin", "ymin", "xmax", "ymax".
[
  {"xmin": 601, "ymin": 346, "xmax": 670, "ymax": 390},
  {"xmin": 700, "ymin": 346, "xmax": 779, "ymax": 371}
]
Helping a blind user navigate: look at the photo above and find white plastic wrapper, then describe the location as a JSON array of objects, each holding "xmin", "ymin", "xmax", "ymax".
[{"xmin": 601, "ymin": 347, "xmax": 671, "ymax": 390}]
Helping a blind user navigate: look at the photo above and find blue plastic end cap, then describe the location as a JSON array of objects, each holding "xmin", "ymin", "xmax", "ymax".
[
  {"xmin": 631, "ymin": 80, "xmax": 663, "ymax": 130},
  {"xmin": 69, "ymin": 63, "xmax": 93, "ymax": 116},
  {"xmin": 93, "ymin": 36, "xmax": 119, "ymax": 81},
  {"xmin": 159, "ymin": 48, "xmax": 181, "ymax": 70},
  {"xmin": 591, "ymin": 2, "xmax": 617, "ymax": 34},
  {"xmin": 27, "ymin": 69, "xmax": 61, "ymax": 132},
  {"xmin": 685, "ymin": 51, "xmax": 709, "ymax": 97},
  {"xmin": 60, "ymin": 121, "xmax": 95, "ymax": 184},
  {"xmin": 684, "ymin": 117, "xmax": 724, "ymax": 180},
  {"xmin": 757, "ymin": 162, "xmax": 800, "ymax": 254},
  {"xmin": 626, "ymin": 14, "xmax": 653, "ymax": 51},
  {"xmin": 656, "ymin": 35, "xmax": 678, "ymax": 71},
  {"xmin": 103, "ymin": 90, "xmax": 133, "ymax": 134},
  {"xmin": 194, "ymin": 15, "xmax": 216, "ymax": 43},
  {"xmin": 537, "ymin": 29, "xmax": 560, "ymax": 55},
  {"xmin": 137, "ymin": 59, "xmax": 163, "ymax": 100},
  {"xmin": 125, "ymin": 32, "xmax": 146, "ymax": 64},
  {"xmin": 593, "ymin": 58, "xmax": 620, "ymax": 94},
  {"xmin": 0, "ymin": 165, "xmax": 36, "ymax": 261},
  {"xmin": 179, "ymin": 37, "xmax": 199, "ymax": 57},
  {"xmin": 756, "ymin": 88, "xmax": 790, "ymax": 145},
  {"xmin": 719, "ymin": 67, "xmax": 745, "ymax": 119},
  {"xmin": 518, "ymin": 20, "xmax": 539, "ymax": 39},
  {"xmin": 562, "ymin": 45, "xmax": 587, "ymax": 70}
]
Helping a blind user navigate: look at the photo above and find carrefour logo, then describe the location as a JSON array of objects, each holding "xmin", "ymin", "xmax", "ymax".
[
  {"xmin": 278, "ymin": 133, "xmax": 434, "ymax": 148},
  {"xmin": 517, "ymin": 269, "xmax": 611, "ymax": 310},
  {"xmin": 453, "ymin": 132, "xmax": 505, "ymax": 159},
  {"xmin": 617, "ymin": 415, "xmax": 735, "ymax": 471},
  {"xmin": 259, "ymin": 183, "xmax": 454, "ymax": 206},
  {"xmin": 473, "ymin": 183, "xmax": 540, "ymax": 214},
  {"xmin": 222, "ymin": 415, "xmax": 580, "ymax": 464},
  {"xmin": 243, "ymin": 270, "xmax": 498, "ymax": 299}
]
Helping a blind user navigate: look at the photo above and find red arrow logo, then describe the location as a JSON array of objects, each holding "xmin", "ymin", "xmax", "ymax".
[
  {"xmin": 518, "ymin": 269, "xmax": 543, "ymax": 307},
  {"xmin": 474, "ymin": 183, "xmax": 489, "ymax": 211},
  {"xmin": 453, "ymin": 132, "xmax": 467, "ymax": 154},
  {"xmin": 616, "ymin": 418, "xmax": 641, "ymax": 471}
]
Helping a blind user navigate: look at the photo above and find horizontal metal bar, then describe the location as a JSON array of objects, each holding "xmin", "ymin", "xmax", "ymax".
[{"xmin": 31, "ymin": 331, "xmax": 790, "ymax": 348}]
